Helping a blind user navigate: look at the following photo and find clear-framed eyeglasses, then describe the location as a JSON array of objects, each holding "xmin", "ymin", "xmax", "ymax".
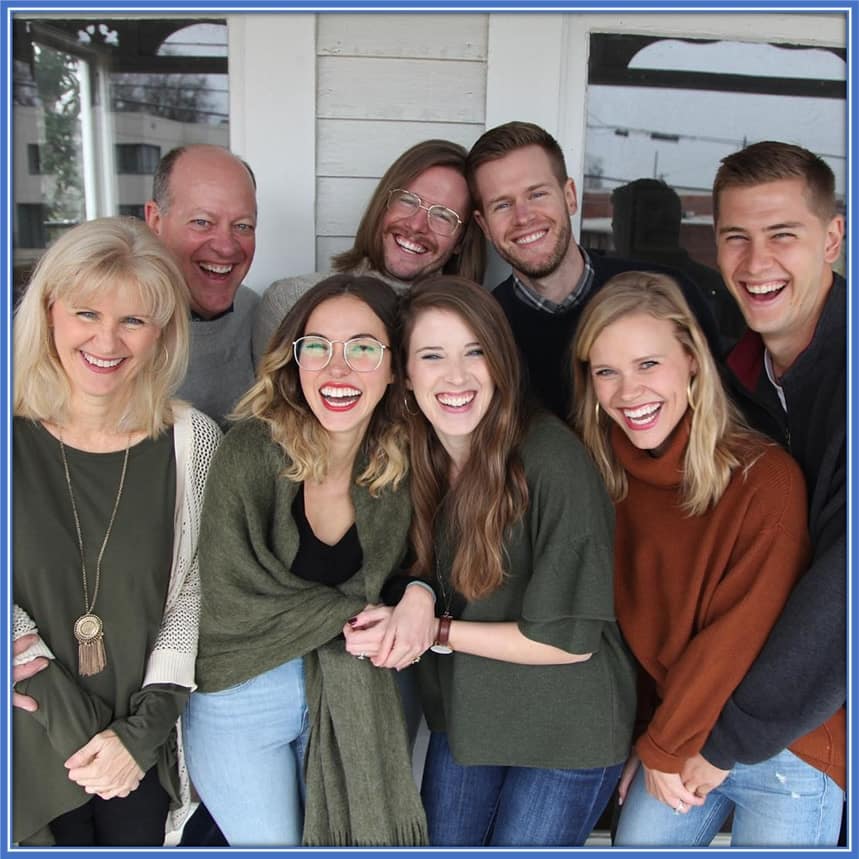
[
  {"xmin": 293, "ymin": 335, "xmax": 389, "ymax": 372},
  {"xmin": 386, "ymin": 188, "xmax": 463, "ymax": 237}
]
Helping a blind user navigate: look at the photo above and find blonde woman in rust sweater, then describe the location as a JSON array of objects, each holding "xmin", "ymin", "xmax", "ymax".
[{"xmin": 573, "ymin": 272, "xmax": 843, "ymax": 847}]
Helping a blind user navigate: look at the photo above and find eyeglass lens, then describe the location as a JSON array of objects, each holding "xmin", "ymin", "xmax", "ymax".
[
  {"xmin": 389, "ymin": 190, "xmax": 460, "ymax": 236},
  {"xmin": 295, "ymin": 336, "xmax": 385, "ymax": 372}
]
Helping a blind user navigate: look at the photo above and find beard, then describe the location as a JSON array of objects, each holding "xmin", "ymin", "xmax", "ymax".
[{"xmin": 495, "ymin": 217, "xmax": 572, "ymax": 280}]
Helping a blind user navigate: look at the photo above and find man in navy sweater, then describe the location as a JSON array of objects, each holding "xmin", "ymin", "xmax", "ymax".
[{"xmin": 465, "ymin": 121, "xmax": 721, "ymax": 420}]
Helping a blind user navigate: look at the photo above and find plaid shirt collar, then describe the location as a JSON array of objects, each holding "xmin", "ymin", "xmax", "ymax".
[{"xmin": 511, "ymin": 247, "xmax": 594, "ymax": 315}]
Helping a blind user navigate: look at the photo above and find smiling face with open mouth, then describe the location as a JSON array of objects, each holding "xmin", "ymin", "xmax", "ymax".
[
  {"xmin": 406, "ymin": 307, "xmax": 495, "ymax": 465},
  {"xmin": 298, "ymin": 295, "xmax": 393, "ymax": 442},
  {"xmin": 589, "ymin": 312, "xmax": 696, "ymax": 455},
  {"xmin": 379, "ymin": 166, "xmax": 470, "ymax": 283},
  {"xmin": 145, "ymin": 146, "xmax": 257, "ymax": 319},
  {"xmin": 716, "ymin": 177, "xmax": 843, "ymax": 368},
  {"xmin": 50, "ymin": 284, "xmax": 162, "ymax": 407}
]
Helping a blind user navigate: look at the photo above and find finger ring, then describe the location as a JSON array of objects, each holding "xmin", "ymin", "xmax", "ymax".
[
  {"xmin": 356, "ymin": 653, "xmax": 367, "ymax": 660},
  {"xmin": 673, "ymin": 801, "xmax": 686, "ymax": 814},
  {"xmin": 412, "ymin": 656, "xmax": 421, "ymax": 664}
]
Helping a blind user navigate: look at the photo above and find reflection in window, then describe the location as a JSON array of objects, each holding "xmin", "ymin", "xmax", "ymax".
[
  {"xmin": 581, "ymin": 34, "xmax": 847, "ymax": 272},
  {"xmin": 115, "ymin": 143, "xmax": 162, "ymax": 175},
  {"xmin": 12, "ymin": 18, "xmax": 229, "ymax": 296}
]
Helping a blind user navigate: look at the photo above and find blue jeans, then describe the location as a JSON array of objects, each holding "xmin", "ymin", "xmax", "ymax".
[
  {"xmin": 421, "ymin": 731, "xmax": 622, "ymax": 846},
  {"xmin": 183, "ymin": 658, "xmax": 310, "ymax": 846},
  {"xmin": 614, "ymin": 748, "xmax": 844, "ymax": 847}
]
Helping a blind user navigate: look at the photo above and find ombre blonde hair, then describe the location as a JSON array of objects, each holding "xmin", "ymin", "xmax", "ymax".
[
  {"xmin": 14, "ymin": 216, "xmax": 190, "ymax": 437},
  {"xmin": 234, "ymin": 274, "xmax": 407, "ymax": 494},
  {"xmin": 572, "ymin": 271, "xmax": 762, "ymax": 515}
]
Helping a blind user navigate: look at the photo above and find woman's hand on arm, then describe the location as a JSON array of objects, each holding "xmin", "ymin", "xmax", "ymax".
[
  {"xmin": 343, "ymin": 585, "xmax": 437, "ymax": 669},
  {"xmin": 342, "ymin": 604, "xmax": 393, "ymax": 662},
  {"xmin": 448, "ymin": 619, "xmax": 592, "ymax": 666},
  {"xmin": 373, "ymin": 583, "xmax": 437, "ymax": 670},
  {"xmin": 64, "ymin": 729, "xmax": 144, "ymax": 800}
]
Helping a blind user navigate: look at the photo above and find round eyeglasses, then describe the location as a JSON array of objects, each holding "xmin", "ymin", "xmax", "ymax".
[
  {"xmin": 293, "ymin": 335, "xmax": 389, "ymax": 373},
  {"xmin": 386, "ymin": 189, "xmax": 463, "ymax": 237}
]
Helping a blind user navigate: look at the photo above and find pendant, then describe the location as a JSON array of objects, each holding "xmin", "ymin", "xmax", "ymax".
[{"xmin": 74, "ymin": 613, "xmax": 107, "ymax": 676}]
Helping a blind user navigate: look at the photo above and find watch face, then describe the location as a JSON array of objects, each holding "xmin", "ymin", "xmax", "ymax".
[{"xmin": 430, "ymin": 644, "xmax": 453, "ymax": 655}]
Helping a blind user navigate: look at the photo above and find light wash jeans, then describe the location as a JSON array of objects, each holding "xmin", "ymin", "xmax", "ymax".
[
  {"xmin": 183, "ymin": 657, "xmax": 310, "ymax": 846},
  {"xmin": 614, "ymin": 747, "xmax": 843, "ymax": 847}
]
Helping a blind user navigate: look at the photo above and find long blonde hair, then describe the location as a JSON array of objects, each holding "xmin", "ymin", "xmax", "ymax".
[
  {"xmin": 573, "ymin": 271, "xmax": 761, "ymax": 515},
  {"xmin": 234, "ymin": 274, "xmax": 407, "ymax": 494},
  {"xmin": 14, "ymin": 217, "xmax": 189, "ymax": 437}
]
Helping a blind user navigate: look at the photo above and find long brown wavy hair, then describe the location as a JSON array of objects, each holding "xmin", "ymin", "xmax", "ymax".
[{"xmin": 398, "ymin": 276, "xmax": 528, "ymax": 600}]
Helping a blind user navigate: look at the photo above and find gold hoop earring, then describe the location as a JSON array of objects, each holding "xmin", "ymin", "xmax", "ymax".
[
  {"xmin": 594, "ymin": 400, "xmax": 601, "ymax": 422},
  {"xmin": 686, "ymin": 377, "xmax": 696, "ymax": 412},
  {"xmin": 403, "ymin": 392, "xmax": 418, "ymax": 417},
  {"xmin": 153, "ymin": 343, "xmax": 170, "ymax": 373}
]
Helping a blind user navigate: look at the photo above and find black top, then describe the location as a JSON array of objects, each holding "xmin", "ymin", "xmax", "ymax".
[
  {"xmin": 291, "ymin": 485, "xmax": 362, "ymax": 586},
  {"xmin": 492, "ymin": 252, "xmax": 723, "ymax": 419}
]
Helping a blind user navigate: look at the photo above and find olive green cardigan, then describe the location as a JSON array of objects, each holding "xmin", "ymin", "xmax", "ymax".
[{"xmin": 194, "ymin": 417, "xmax": 427, "ymax": 845}]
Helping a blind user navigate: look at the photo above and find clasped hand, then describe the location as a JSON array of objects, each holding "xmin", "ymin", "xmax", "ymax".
[
  {"xmin": 619, "ymin": 751, "xmax": 730, "ymax": 814},
  {"xmin": 65, "ymin": 730, "xmax": 144, "ymax": 800},
  {"xmin": 342, "ymin": 585, "xmax": 437, "ymax": 670}
]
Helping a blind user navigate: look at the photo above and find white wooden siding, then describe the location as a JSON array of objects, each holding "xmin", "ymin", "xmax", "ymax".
[{"xmin": 314, "ymin": 13, "xmax": 488, "ymax": 270}]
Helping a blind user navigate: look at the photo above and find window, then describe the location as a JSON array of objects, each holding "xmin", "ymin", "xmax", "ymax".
[
  {"xmin": 115, "ymin": 143, "xmax": 161, "ymax": 175},
  {"xmin": 15, "ymin": 202, "xmax": 48, "ymax": 249},
  {"xmin": 26, "ymin": 143, "xmax": 43, "ymax": 174},
  {"xmin": 118, "ymin": 204, "xmax": 146, "ymax": 220},
  {"xmin": 581, "ymin": 34, "xmax": 846, "ymax": 266},
  {"xmin": 12, "ymin": 17, "xmax": 229, "ymax": 295}
]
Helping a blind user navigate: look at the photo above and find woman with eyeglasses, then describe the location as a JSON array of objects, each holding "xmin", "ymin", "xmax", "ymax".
[
  {"xmin": 346, "ymin": 276, "xmax": 635, "ymax": 846},
  {"xmin": 571, "ymin": 273, "xmax": 836, "ymax": 846},
  {"xmin": 183, "ymin": 275, "xmax": 430, "ymax": 846}
]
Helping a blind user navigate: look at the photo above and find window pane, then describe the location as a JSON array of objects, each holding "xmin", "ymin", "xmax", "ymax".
[
  {"xmin": 12, "ymin": 17, "xmax": 229, "ymax": 297},
  {"xmin": 581, "ymin": 34, "xmax": 846, "ymax": 350}
]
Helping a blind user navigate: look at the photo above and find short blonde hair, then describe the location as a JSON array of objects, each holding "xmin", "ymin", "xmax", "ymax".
[
  {"xmin": 572, "ymin": 271, "xmax": 761, "ymax": 515},
  {"xmin": 14, "ymin": 217, "xmax": 190, "ymax": 437}
]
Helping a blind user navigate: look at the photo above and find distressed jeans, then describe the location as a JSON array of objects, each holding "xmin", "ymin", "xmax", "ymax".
[{"xmin": 614, "ymin": 747, "xmax": 843, "ymax": 847}]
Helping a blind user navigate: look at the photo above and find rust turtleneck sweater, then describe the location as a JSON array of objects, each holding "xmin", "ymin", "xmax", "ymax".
[{"xmin": 611, "ymin": 414, "xmax": 842, "ymax": 786}]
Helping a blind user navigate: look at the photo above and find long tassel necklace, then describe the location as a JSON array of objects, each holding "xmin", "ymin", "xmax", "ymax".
[{"xmin": 58, "ymin": 434, "xmax": 130, "ymax": 676}]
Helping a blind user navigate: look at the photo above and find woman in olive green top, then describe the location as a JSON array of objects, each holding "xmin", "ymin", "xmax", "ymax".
[
  {"xmin": 12, "ymin": 217, "xmax": 221, "ymax": 846},
  {"xmin": 345, "ymin": 277, "xmax": 635, "ymax": 846}
]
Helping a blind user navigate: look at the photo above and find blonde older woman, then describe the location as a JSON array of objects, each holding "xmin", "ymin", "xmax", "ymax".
[{"xmin": 12, "ymin": 217, "xmax": 222, "ymax": 846}]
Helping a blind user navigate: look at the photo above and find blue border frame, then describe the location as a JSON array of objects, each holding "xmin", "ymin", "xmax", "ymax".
[{"xmin": 1, "ymin": 2, "xmax": 855, "ymax": 858}]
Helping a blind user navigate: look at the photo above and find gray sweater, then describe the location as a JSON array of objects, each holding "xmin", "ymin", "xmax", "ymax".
[
  {"xmin": 178, "ymin": 284, "xmax": 259, "ymax": 428},
  {"xmin": 252, "ymin": 262, "xmax": 411, "ymax": 363}
]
